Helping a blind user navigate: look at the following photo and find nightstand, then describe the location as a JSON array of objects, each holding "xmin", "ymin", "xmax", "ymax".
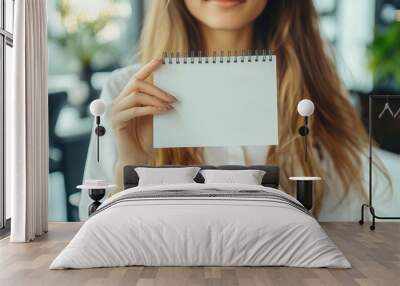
[
  {"xmin": 289, "ymin": 177, "xmax": 321, "ymax": 210},
  {"xmin": 77, "ymin": 180, "xmax": 116, "ymax": 216}
]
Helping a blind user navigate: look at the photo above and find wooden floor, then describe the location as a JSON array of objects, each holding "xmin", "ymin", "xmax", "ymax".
[{"xmin": 0, "ymin": 222, "xmax": 399, "ymax": 286}]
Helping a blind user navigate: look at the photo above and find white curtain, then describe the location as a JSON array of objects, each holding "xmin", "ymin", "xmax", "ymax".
[{"xmin": 8, "ymin": 0, "xmax": 48, "ymax": 242}]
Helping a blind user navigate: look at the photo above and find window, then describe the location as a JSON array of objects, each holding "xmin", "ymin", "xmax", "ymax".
[{"xmin": 0, "ymin": 0, "xmax": 14, "ymax": 234}]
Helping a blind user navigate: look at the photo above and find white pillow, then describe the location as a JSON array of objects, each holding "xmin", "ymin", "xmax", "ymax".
[
  {"xmin": 135, "ymin": 167, "xmax": 201, "ymax": 186},
  {"xmin": 200, "ymin": 169, "xmax": 266, "ymax": 185}
]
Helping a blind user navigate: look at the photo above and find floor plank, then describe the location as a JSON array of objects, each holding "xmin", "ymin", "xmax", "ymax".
[{"xmin": 0, "ymin": 222, "xmax": 399, "ymax": 286}]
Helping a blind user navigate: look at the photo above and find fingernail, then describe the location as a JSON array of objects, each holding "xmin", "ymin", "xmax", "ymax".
[
  {"xmin": 169, "ymin": 96, "xmax": 177, "ymax": 102},
  {"xmin": 157, "ymin": 106, "xmax": 172, "ymax": 112},
  {"xmin": 167, "ymin": 104, "xmax": 174, "ymax": 110}
]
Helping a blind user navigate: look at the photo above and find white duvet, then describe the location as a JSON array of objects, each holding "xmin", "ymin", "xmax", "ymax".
[{"xmin": 50, "ymin": 183, "xmax": 350, "ymax": 269}]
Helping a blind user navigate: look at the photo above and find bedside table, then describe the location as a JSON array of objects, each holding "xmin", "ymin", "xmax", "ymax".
[
  {"xmin": 87, "ymin": 189, "xmax": 106, "ymax": 215},
  {"xmin": 289, "ymin": 177, "xmax": 321, "ymax": 210},
  {"xmin": 77, "ymin": 180, "xmax": 116, "ymax": 216}
]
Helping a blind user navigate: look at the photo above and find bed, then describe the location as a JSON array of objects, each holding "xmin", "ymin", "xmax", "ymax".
[{"xmin": 50, "ymin": 165, "xmax": 350, "ymax": 269}]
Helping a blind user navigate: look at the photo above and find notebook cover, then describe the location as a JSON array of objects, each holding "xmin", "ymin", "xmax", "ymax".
[{"xmin": 153, "ymin": 56, "xmax": 278, "ymax": 148}]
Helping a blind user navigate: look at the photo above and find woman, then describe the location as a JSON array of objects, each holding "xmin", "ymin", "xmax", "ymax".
[{"xmin": 81, "ymin": 0, "xmax": 374, "ymax": 220}]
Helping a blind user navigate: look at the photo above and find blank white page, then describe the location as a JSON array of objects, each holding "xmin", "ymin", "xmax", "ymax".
[{"xmin": 153, "ymin": 56, "xmax": 278, "ymax": 148}]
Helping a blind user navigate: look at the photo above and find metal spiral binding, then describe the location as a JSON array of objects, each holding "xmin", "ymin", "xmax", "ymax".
[
  {"xmin": 191, "ymin": 51, "xmax": 195, "ymax": 64},
  {"xmin": 162, "ymin": 52, "xmax": 167, "ymax": 64},
  {"xmin": 161, "ymin": 49, "xmax": 274, "ymax": 64},
  {"xmin": 169, "ymin": 52, "xmax": 173, "ymax": 64}
]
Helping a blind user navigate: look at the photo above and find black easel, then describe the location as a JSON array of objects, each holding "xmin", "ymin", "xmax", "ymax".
[{"xmin": 359, "ymin": 95, "xmax": 400, "ymax": 230}]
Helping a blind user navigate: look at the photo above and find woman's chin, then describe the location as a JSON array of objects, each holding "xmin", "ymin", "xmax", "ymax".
[
  {"xmin": 185, "ymin": 0, "xmax": 268, "ymax": 32},
  {"xmin": 201, "ymin": 20, "xmax": 251, "ymax": 31}
]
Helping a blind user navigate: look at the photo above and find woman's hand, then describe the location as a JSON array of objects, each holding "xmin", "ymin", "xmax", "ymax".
[{"xmin": 111, "ymin": 59, "xmax": 176, "ymax": 188}]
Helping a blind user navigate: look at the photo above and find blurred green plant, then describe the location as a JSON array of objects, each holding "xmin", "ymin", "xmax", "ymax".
[
  {"xmin": 49, "ymin": 0, "xmax": 130, "ymax": 71},
  {"xmin": 368, "ymin": 22, "xmax": 400, "ymax": 88}
]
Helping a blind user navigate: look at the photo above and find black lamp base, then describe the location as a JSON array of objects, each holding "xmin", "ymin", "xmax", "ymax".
[
  {"xmin": 298, "ymin": 126, "xmax": 309, "ymax": 136},
  {"xmin": 95, "ymin": 126, "xmax": 106, "ymax": 136},
  {"xmin": 298, "ymin": 116, "xmax": 309, "ymax": 162},
  {"xmin": 94, "ymin": 122, "xmax": 106, "ymax": 162}
]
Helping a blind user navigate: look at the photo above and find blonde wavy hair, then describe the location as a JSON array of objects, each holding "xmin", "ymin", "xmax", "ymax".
[{"xmin": 138, "ymin": 0, "xmax": 369, "ymax": 214}]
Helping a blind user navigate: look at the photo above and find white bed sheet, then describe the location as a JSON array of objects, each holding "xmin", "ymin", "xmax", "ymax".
[{"xmin": 50, "ymin": 183, "xmax": 350, "ymax": 269}]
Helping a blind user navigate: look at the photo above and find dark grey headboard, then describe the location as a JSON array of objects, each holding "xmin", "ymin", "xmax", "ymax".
[{"xmin": 123, "ymin": 165, "xmax": 280, "ymax": 189}]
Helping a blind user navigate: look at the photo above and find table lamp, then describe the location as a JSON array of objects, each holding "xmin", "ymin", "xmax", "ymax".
[
  {"xmin": 90, "ymin": 99, "xmax": 107, "ymax": 162},
  {"xmin": 297, "ymin": 99, "xmax": 315, "ymax": 162}
]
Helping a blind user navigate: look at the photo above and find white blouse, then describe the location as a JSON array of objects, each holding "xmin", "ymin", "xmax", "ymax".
[{"xmin": 80, "ymin": 65, "xmax": 400, "ymax": 222}]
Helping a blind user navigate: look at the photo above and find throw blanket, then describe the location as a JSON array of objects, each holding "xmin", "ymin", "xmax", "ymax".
[{"xmin": 91, "ymin": 189, "xmax": 311, "ymax": 218}]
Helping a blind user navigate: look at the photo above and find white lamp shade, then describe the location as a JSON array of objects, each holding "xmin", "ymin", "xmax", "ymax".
[
  {"xmin": 297, "ymin": 99, "xmax": 314, "ymax": 117},
  {"xmin": 90, "ymin": 99, "xmax": 107, "ymax": 116}
]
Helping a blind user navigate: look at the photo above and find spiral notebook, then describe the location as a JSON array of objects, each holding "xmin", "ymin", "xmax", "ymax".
[{"xmin": 154, "ymin": 51, "xmax": 278, "ymax": 148}]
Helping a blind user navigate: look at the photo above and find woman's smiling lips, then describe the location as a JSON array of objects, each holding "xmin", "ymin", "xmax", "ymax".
[{"xmin": 206, "ymin": 0, "xmax": 246, "ymax": 8}]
